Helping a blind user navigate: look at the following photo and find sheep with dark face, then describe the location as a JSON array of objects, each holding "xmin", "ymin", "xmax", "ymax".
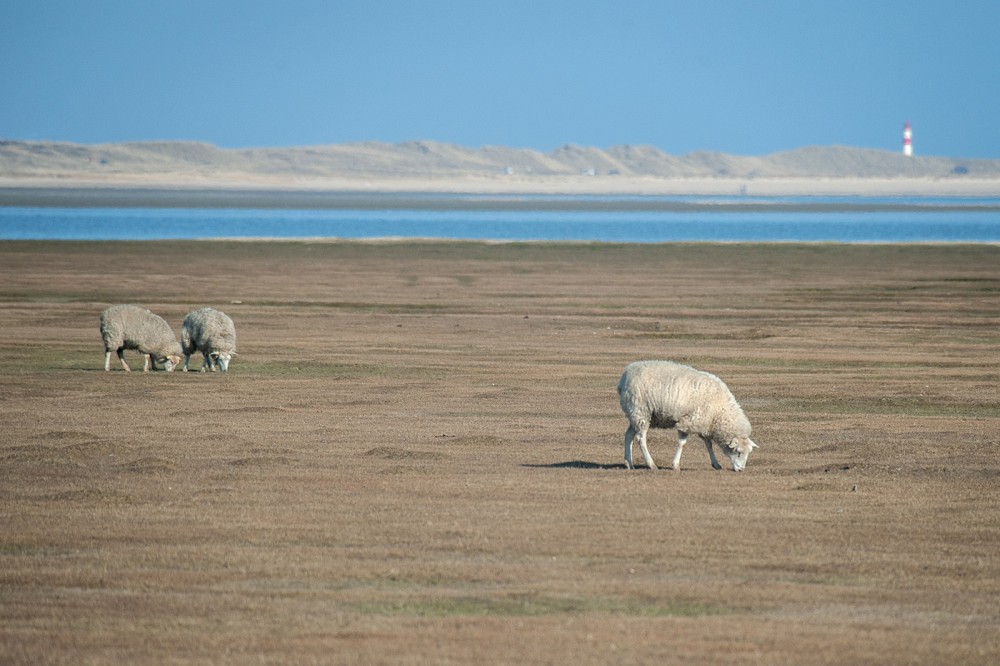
[
  {"xmin": 181, "ymin": 308, "xmax": 237, "ymax": 372},
  {"xmin": 100, "ymin": 305, "xmax": 182, "ymax": 372},
  {"xmin": 617, "ymin": 360, "xmax": 758, "ymax": 471}
]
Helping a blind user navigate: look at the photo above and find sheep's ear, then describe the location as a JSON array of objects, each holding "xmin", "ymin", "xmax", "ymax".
[{"xmin": 750, "ymin": 440, "xmax": 759, "ymax": 450}]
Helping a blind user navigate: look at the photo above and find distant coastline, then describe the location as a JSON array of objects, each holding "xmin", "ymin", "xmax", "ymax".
[{"xmin": 2, "ymin": 139, "xmax": 1000, "ymax": 200}]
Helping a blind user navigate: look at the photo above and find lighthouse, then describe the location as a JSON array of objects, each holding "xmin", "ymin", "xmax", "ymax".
[{"xmin": 903, "ymin": 121, "xmax": 913, "ymax": 156}]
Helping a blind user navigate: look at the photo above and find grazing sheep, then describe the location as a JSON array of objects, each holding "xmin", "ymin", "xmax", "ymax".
[
  {"xmin": 100, "ymin": 305, "xmax": 182, "ymax": 372},
  {"xmin": 617, "ymin": 360, "xmax": 758, "ymax": 472},
  {"xmin": 181, "ymin": 308, "xmax": 237, "ymax": 372}
]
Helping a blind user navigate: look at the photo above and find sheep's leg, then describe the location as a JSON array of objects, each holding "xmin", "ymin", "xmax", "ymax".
[
  {"xmin": 671, "ymin": 431, "xmax": 688, "ymax": 471},
  {"xmin": 182, "ymin": 354, "xmax": 191, "ymax": 372},
  {"xmin": 704, "ymin": 437, "xmax": 723, "ymax": 470},
  {"xmin": 143, "ymin": 354, "xmax": 154, "ymax": 372},
  {"xmin": 116, "ymin": 349, "xmax": 131, "ymax": 372},
  {"xmin": 624, "ymin": 425, "xmax": 635, "ymax": 469},
  {"xmin": 104, "ymin": 351, "xmax": 112, "ymax": 371},
  {"xmin": 637, "ymin": 427, "xmax": 657, "ymax": 470},
  {"xmin": 200, "ymin": 352, "xmax": 212, "ymax": 372}
]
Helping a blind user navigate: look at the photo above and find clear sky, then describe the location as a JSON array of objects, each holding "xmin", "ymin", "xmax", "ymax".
[{"xmin": 3, "ymin": 1, "xmax": 998, "ymax": 157}]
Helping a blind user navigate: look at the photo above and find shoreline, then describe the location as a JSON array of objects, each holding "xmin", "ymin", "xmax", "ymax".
[
  {"xmin": 5, "ymin": 174, "xmax": 1000, "ymax": 196},
  {"xmin": 1, "ymin": 177, "xmax": 999, "ymax": 210}
]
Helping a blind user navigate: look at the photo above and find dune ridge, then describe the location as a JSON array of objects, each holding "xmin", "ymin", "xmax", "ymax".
[{"xmin": 2, "ymin": 139, "xmax": 999, "ymax": 196}]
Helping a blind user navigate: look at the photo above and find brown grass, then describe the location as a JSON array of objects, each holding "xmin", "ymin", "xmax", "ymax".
[{"xmin": 1, "ymin": 240, "xmax": 999, "ymax": 664}]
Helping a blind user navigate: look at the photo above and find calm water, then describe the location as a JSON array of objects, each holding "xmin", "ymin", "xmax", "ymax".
[{"xmin": 2, "ymin": 196, "xmax": 1000, "ymax": 242}]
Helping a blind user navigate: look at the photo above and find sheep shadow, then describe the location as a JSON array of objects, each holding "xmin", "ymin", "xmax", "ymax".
[{"xmin": 523, "ymin": 460, "xmax": 630, "ymax": 470}]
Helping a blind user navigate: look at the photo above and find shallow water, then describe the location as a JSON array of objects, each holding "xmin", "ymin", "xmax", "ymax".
[{"xmin": 2, "ymin": 194, "xmax": 999, "ymax": 242}]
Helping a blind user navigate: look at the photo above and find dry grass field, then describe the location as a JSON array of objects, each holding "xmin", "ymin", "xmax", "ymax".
[{"xmin": 1, "ymin": 240, "xmax": 998, "ymax": 664}]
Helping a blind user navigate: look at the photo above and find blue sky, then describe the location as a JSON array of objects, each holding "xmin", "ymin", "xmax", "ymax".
[{"xmin": 3, "ymin": 1, "xmax": 998, "ymax": 157}]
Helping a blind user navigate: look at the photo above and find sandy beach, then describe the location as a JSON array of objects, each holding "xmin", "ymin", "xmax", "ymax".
[
  {"xmin": 3, "ymin": 175, "xmax": 1000, "ymax": 204},
  {"xmin": 1, "ymin": 240, "xmax": 998, "ymax": 664},
  {"xmin": 4, "ymin": 181, "xmax": 1000, "ymax": 214}
]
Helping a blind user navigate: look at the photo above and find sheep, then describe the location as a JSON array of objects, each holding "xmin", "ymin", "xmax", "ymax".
[
  {"xmin": 100, "ymin": 304, "xmax": 182, "ymax": 372},
  {"xmin": 617, "ymin": 360, "xmax": 758, "ymax": 472},
  {"xmin": 180, "ymin": 307, "xmax": 237, "ymax": 372}
]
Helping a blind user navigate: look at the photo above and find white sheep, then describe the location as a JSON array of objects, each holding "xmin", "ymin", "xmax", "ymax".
[
  {"xmin": 617, "ymin": 360, "xmax": 758, "ymax": 471},
  {"xmin": 100, "ymin": 304, "xmax": 182, "ymax": 372},
  {"xmin": 180, "ymin": 308, "xmax": 237, "ymax": 372}
]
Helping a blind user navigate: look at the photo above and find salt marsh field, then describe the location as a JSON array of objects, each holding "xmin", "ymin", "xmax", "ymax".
[{"xmin": 1, "ymin": 240, "xmax": 998, "ymax": 664}]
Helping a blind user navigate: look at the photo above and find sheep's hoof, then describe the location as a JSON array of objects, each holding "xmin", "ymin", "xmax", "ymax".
[{"xmin": 712, "ymin": 463, "xmax": 723, "ymax": 470}]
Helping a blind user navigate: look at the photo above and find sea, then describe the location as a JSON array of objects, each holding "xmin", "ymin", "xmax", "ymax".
[{"xmin": 2, "ymin": 194, "xmax": 1000, "ymax": 243}]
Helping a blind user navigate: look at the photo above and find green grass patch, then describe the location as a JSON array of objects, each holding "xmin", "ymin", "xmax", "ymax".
[
  {"xmin": 238, "ymin": 359, "xmax": 448, "ymax": 381},
  {"xmin": 776, "ymin": 397, "xmax": 1000, "ymax": 419},
  {"xmin": 234, "ymin": 360, "xmax": 371, "ymax": 379},
  {"xmin": 4, "ymin": 346, "xmax": 97, "ymax": 373},
  {"xmin": 632, "ymin": 329, "xmax": 774, "ymax": 341},
  {"xmin": 248, "ymin": 299, "xmax": 456, "ymax": 314},
  {"xmin": 350, "ymin": 593, "xmax": 732, "ymax": 618}
]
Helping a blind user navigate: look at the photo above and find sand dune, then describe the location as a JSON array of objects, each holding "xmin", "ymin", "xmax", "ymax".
[{"xmin": 2, "ymin": 139, "xmax": 999, "ymax": 196}]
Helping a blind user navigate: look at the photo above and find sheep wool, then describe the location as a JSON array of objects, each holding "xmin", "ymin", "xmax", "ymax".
[
  {"xmin": 100, "ymin": 304, "xmax": 183, "ymax": 372},
  {"xmin": 617, "ymin": 360, "xmax": 758, "ymax": 472},
  {"xmin": 181, "ymin": 308, "xmax": 237, "ymax": 372}
]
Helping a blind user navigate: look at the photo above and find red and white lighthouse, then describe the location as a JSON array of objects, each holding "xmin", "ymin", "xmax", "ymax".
[{"xmin": 903, "ymin": 121, "xmax": 913, "ymax": 156}]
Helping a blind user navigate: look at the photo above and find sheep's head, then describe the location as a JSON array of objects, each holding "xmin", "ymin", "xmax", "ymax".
[
  {"xmin": 210, "ymin": 351, "xmax": 233, "ymax": 372},
  {"xmin": 725, "ymin": 436, "xmax": 758, "ymax": 472},
  {"xmin": 159, "ymin": 354, "xmax": 181, "ymax": 372}
]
